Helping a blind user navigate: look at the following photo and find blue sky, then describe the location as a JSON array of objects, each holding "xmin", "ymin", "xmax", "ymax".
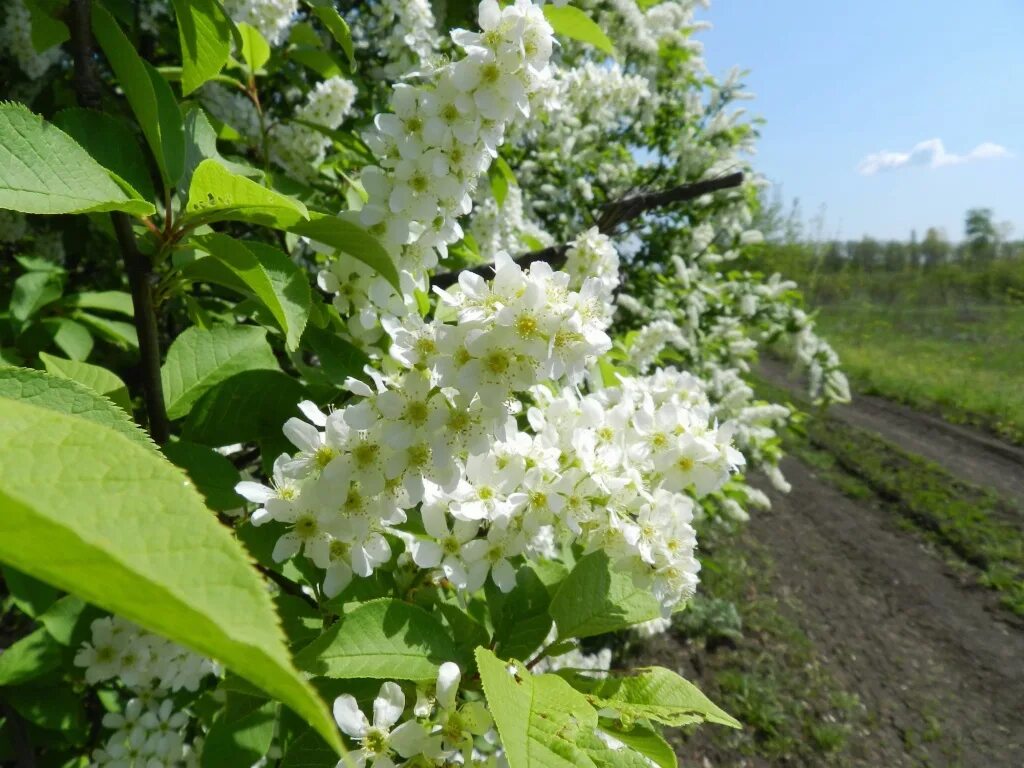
[{"xmin": 696, "ymin": 1, "xmax": 1024, "ymax": 241}]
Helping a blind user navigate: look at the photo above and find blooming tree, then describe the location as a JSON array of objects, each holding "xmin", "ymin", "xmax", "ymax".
[{"xmin": 0, "ymin": 0, "xmax": 847, "ymax": 766}]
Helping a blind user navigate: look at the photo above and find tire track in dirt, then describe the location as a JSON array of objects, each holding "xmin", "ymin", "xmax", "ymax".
[
  {"xmin": 747, "ymin": 456, "xmax": 1024, "ymax": 766},
  {"xmin": 759, "ymin": 358, "xmax": 1024, "ymax": 512}
]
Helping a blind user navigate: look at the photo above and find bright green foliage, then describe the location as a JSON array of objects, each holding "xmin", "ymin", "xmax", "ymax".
[
  {"xmin": 548, "ymin": 552, "xmax": 662, "ymax": 639},
  {"xmin": 569, "ymin": 667, "xmax": 741, "ymax": 729},
  {"xmin": 161, "ymin": 324, "xmax": 280, "ymax": 419},
  {"xmin": 91, "ymin": 3, "xmax": 185, "ymax": 187},
  {"xmin": 238, "ymin": 23, "xmax": 271, "ymax": 73},
  {"xmin": 39, "ymin": 352, "xmax": 132, "ymax": 412},
  {"xmin": 0, "ymin": 104, "xmax": 154, "ymax": 217},
  {"xmin": 476, "ymin": 647, "xmax": 601, "ymax": 768},
  {"xmin": 62, "ymin": 291, "xmax": 134, "ymax": 316},
  {"xmin": 542, "ymin": 5, "xmax": 616, "ymax": 57},
  {"xmin": 0, "ymin": 395, "xmax": 342, "ymax": 754},
  {"xmin": 295, "ymin": 599, "xmax": 459, "ymax": 681},
  {"xmin": 171, "ymin": 0, "xmax": 234, "ymax": 95},
  {"xmin": 10, "ymin": 270, "xmax": 62, "ymax": 328},
  {"xmin": 598, "ymin": 725, "xmax": 677, "ymax": 768},
  {"xmin": 184, "ymin": 159, "xmax": 309, "ymax": 227},
  {"xmin": 0, "ymin": 367, "xmax": 150, "ymax": 449},
  {"xmin": 190, "ymin": 234, "xmax": 312, "ymax": 351}
]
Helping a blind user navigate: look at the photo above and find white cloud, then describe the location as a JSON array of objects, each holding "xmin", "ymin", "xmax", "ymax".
[{"xmin": 858, "ymin": 138, "xmax": 1012, "ymax": 175}]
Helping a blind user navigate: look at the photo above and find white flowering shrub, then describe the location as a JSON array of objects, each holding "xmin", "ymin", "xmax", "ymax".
[{"xmin": 0, "ymin": 0, "xmax": 843, "ymax": 765}]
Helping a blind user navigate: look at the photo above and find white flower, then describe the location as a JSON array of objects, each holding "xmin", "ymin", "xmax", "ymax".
[{"xmin": 333, "ymin": 682, "xmax": 429, "ymax": 767}]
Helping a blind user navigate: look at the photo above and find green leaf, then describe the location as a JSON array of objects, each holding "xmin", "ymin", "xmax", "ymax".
[
  {"xmin": 280, "ymin": 728, "xmax": 336, "ymax": 768},
  {"xmin": 91, "ymin": 3, "xmax": 186, "ymax": 187},
  {"xmin": 72, "ymin": 311, "xmax": 139, "ymax": 349},
  {"xmin": 180, "ymin": 107, "xmax": 263, "ymax": 193},
  {"xmin": 302, "ymin": 326, "xmax": 369, "ymax": 384},
  {"xmin": 191, "ymin": 234, "xmax": 311, "ymax": 351},
  {"xmin": 37, "ymin": 595, "xmax": 98, "ymax": 647},
  {"xmin": 0, "ymin": 627, "xmax": 62, "ymax": 687},
  {"xmin": 1, "ymin": 566, "xmax": 60, "ymax": 618},
  {"xmin": 0, "ymin": 683, "xmax": 88, "ymax": 739},
  {"xmin": 287, "ymin": 212, "xmax": 398, "ymax": 292},
  {"xmin": 52, "ymin": 108, "xmax": 157, "ymax": 205},
  {"xmin": 569, "ymin": 667, "xmax": 740, "ymax": 729},
  {"xmin": 171, "ymin": 0, "xmax": 233, "ymax": 95},
  {"xmin": 238, "ymin": 22, "xmax": 271, "ymax": 72},
  {"xmin": 0, "ymin": 397, "xmax": 343, "ymax": 754},
  {"xmin": 542, "ymin": 5, "xmax": 616, "ymax": 57},
  {"xmin": 486, "ymin": 567, "xmax": 553, "ymax": 661},
  {"xmin": 598, "ymin": 724, "xmax": 677, "ymax": 768},
  {"xmin": 0, "ymin": 104, "xmax": 154, "ymax": 217},
  {"xmin": 183, "ymin": 369, "xmax": 306, "ymax": 446},
  {"xmin": 0, "ymin": 367, "xmax": 150, "ymax": 449},
  {"xmin": 39, "ymin": 352, "xmax": 132, "ymax": 413},
  {"xmin": 24, "ymin": 0, "xmax": 69, "ymax": 51},
  {"xmin": 161, "ymin": 324, "xmax": 279, "ymax": 420},
  {"xmin": 45, "ymin": 318, "xmax": 95, "ymax": 361},
  {"xmin": 62, "ymin": 291, "xmax": 135, "ymax": 316},
  {"xmin": 201, "ymin": 695, "xmax": 277, "ymax": 767},
  {"xmin": 294, "ymin": 599, "xmax": 458, "ymax": 682},
  {"xmin": 548, "ymin": 552, "xmax": 662, "ymax": 640},
  {"xmin": 163, "ymin": 439, "xmax": 243, "ymax": 511},
  {"xmin": 90, "ymin": 6, "xmax": 185, "ymax": 186},
  {"xmin": 489, "ymin": 156, "xmax": 516, "ymax": 207},
  {"xmin": 476, "ymin": 647, "xmax": 601, "ymax": 768},
  {"xmin": 11, "ymin": 270, "xmax": 62, "ymax": 326},
  {"xmin": 184, "ymin": 159, "xmax": 309, "ymax": 227},
  {"xmin": 304, "ymin": 1, "xmax": 355, "ymax": 70}
]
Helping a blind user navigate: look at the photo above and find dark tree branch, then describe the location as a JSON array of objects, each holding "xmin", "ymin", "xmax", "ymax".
[
  {"xmin": 69, "ymin": 0, "xmax": 170, "ymax": 444},
  {"xmin": 257, "ymin": 564, "xmax": 319, "ymax": 610},
  {"xmin": 433, "ymin": 171, "xmax": 744, "ymax": 288}
]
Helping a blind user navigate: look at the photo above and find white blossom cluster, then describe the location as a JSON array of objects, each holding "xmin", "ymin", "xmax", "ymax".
[
  {"xmin": 599, "ymin": 0, "xmax": 709, "ymax": 58},
  {"xmin": 75, "ymin": 616, "xmax": 217, "ymax": 692},
  {"xmin": 75, "ymin": 617, "xmax": 216, "ymax": 767},
  {"xmin": 222, "ymin": 0, "xmax": 298, "ymax": 44},
  {"xmin": 271, "ymin": 76, "xmax": 358, "ymax": 182},
  {"xmin": 0, "ymin": 0, "xmax": 63, "ymax": 79},
  {"xmin": 246, "ymin": 248, "xmax": 741, "ymax": 611},
  {"xmin": 88, "ymin": 698, "xmax": 200, "ymax": 768},
  {"xmin": 344, "ymin": 0, "xmax": 441, "ymax": 79},
  {"xmin": 562, "ymin": 226, "xmax": 620, "ymax": 323},
  {"xmin": 510, "ymin": 61, "xmax": 652, "ymax": 237},
  {"xmin": 332, "ymin": 663, "xmax": 496, "ymax": 767},
  {"xmin": 319, "ymin": 0, "xmax": 556, "ymax": 331}
]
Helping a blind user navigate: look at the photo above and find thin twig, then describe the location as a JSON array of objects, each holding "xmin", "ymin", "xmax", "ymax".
[
  {"xmin": 257, "ymin": 564, "xmax": 319, "ymax": 610},
  {"xmin": 69, "ymin": 0, "xmax": 171, "ymax": 443},
  {"xmin": 433, "ymin": 171, "xmax": 744, "ymax": 288}
]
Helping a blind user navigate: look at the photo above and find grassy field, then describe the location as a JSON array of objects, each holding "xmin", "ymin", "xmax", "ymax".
[{"xmin": 812, "ymin": 303, "xmax": 1024, "ymax": 445}]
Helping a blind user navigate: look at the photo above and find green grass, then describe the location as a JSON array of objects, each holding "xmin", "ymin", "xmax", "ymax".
[{"xmin": 812, "ymin": 302, "xmax": 1024, "ymax": 445}]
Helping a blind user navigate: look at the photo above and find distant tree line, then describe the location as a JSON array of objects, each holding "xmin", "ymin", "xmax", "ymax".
[{"xmin": 744, "ymin": 191, "xmax": 1024, "ymax": 305}]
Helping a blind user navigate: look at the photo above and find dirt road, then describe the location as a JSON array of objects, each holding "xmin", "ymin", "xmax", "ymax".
[
  {"xmin": 760, "ymin": 358, "xmax": 1024, "ymax": 511},
  {"xmin": 748, "ymin": 456, "xmax": 1024, "ymax": 766}
]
